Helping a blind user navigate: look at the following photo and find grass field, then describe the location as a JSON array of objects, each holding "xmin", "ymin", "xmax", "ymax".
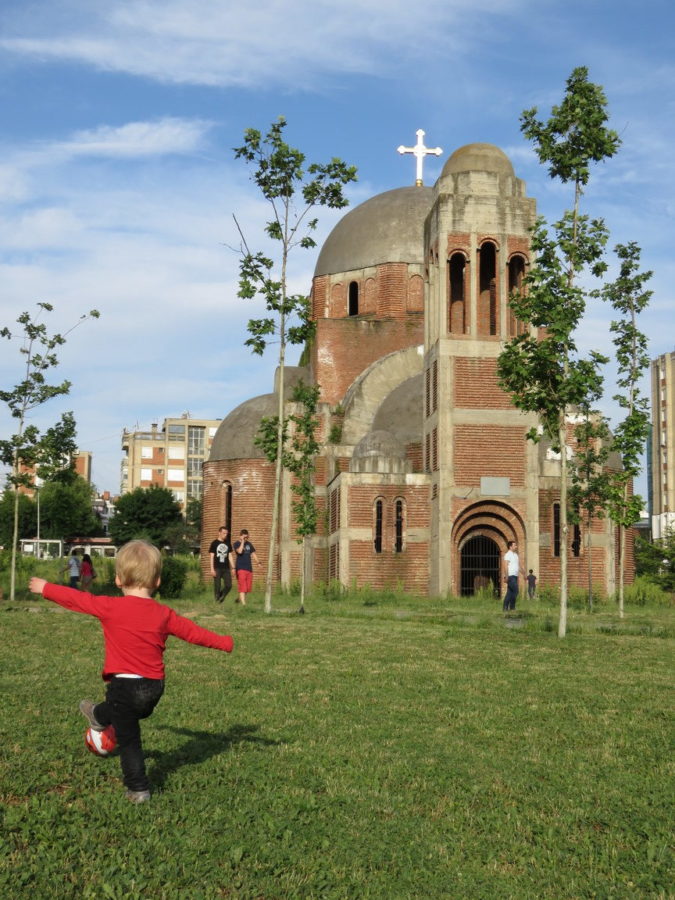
[{"xmin": 1, "ymin": 583, "xmax": 673, "ymax": 898}]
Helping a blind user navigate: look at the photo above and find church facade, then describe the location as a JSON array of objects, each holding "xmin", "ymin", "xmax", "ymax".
[{"xmin": 202, "ymin": 143, "xmax": 629, "ymax": 597}]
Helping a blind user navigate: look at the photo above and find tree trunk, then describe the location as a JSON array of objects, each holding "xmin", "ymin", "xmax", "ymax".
[
  {"xmin": 558, "ymin": 415, "xmax": 569, "ymax": 638},
  {"xmin": 586, "ymin": 510, "xmax": 593, "ymax": 612},
  {"xmin": 618, "ymin": 483, "xmax": 627, "ymax": 619}
]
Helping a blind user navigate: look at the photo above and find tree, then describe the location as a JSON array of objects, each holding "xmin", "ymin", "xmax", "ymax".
[
  {"xmin": 233, "ymin": 117, "xmax": 357, "ymax": 613},
  {"xmin": 569, "ymin": 405, "xmax": 611, "ymax": 611},
  {"xmin": 109, "ymin": 485, "xmax": 183, "ymax": 548},
  {"xmin": 0, "ymin": 303, "xmax": 99, "ymax": 601},
  {"xmin": 254, "ymin": 382, "xmax": 321, "ymax": 611},
  {"xmin": 39, "ymin": 476, "xmax": 102, "ymax": 539},
  {"xmin": 598, "ymin": 242, "xmax": 652, "ymax": 616},
  {"xmin": 497, "ymin": 67, "xmax": 620, "ymax": 638},
  {"xmin": 0, "ymin": 490, "xmax": 36, "ymax": 550}
]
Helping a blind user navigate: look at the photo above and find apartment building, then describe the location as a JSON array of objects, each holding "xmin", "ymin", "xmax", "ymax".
[
  {"xmin": 121, "ymin": 415, "xmax": 221, "ymax": 507},
  {"xmin": 651, "ymin": 351, "xmax": 675, "ymax": 539}
]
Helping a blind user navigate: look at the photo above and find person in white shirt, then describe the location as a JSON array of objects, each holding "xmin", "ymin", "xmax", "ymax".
[{"xmin": 503, "ymin": 540, "xmax": 523, "ymax": 611}]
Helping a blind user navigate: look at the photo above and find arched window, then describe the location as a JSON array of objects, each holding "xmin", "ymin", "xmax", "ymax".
[
  {"xmin": 478, "ymin": 241, "xmax": 497, "ymax": 336},
  {"xmin": 508, "ymin": 255, "xmax": 526, "ymax": 337},
  {"xmin": 394, "ymin": 498, "xmax": 405, "ymax": 553},
  {"xmin": 374, "ymin": 498, "xmax": 383, "ymax": 554},
  {"xmin": 223, "ymin": 481, "xmax": 233, "ymax": 535},
  {"xmin": 348, "ymin": 281, "xmax": 359, "ymax": 316},
  {"xmin": 572, "ymin": 523, "xmax": 581, "ymax": 558},
  {"xmin": 448, "ymin": 253, "xmax": 466, "ymax": 334},
  {"xmin": 553, "ymin": 502, "xmax": 561, "ymax": 557}
]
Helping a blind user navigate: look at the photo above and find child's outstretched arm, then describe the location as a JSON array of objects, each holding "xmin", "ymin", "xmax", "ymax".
[{"xmin": 29, "ymin": 577, "xmax": 47, "ymax": 595}]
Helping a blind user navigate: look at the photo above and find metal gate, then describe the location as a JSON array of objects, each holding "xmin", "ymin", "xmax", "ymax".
[{"xmin": 460, "ymin": 534, "xmax": 500, "ymax": 596}]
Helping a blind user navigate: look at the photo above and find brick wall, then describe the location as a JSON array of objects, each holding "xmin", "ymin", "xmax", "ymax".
[
  {"xmin": 453, "ymin": 358, "xmax": 513, "ymax": 409},
  {"xmin": 312, "ymin": 317, "xmax": 424, "ymax": 406},
  {"xmin": 453, "ymin": 425, "xmax": 526, "ymax": 487},
  {"xmin": 201, "ymin": 458, "xmax": 276, "ymax": 582}
]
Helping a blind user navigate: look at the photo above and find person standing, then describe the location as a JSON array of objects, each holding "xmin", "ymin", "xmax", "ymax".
[
  {"xmin": 233, "ymin": 529, "xmax": 259, "ymax": 606},
  {"xmin": 64, "ymin": 549, "xmax": 81, "ymax": 588},
  {"xmin": 503, "ymin": 540, "xmax": 523, "ymax": 612},
  {"xmin": 527, "ymin": 569, "xmax": 537, "ymax": 600},
  {"xmin": 208, "ymin": 526, "xmax": 233, "ymax": 603},
  {"xmin": 80, "ymin": 554, "xmax": 96, "ymax": 592}
]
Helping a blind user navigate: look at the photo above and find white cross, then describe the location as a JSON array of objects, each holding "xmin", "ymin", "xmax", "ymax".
[{"xmin": 397, "ymin": 129, "xmax": 443, "ymax": 186}]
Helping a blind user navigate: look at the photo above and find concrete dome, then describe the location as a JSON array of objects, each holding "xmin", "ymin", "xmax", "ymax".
[
  {"xmin": 314, "ymin": 186, "xmax": 433, "ymax": 277},
  {"xmin": 209, "ymin": 394, "xmax": 276, "ymax": 461},
  {"xmin": 441, "ymin": 143, "xmax": 515, "ymax": 179},
  {"xmin": 372, "ymin": 374, "xmax": 423, "ymax": 446},
  {"xmin": 349, "ymin": 429, "xmax": 409, "ymax": 474}
]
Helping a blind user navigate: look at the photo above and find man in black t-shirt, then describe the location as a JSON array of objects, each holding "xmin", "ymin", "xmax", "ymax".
[{"xmin": 208, "ymin": 527, "xmax": 233, "ymax": 603}]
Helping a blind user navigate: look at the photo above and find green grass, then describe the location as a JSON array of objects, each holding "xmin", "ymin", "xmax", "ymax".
[{"xmin": 1, "ymin": 586, "xmax": 673, "ymax": 898}]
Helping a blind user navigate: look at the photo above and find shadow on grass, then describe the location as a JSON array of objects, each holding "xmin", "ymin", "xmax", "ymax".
[{"xmin": 147, "ymin": 723, "xmax": 283, "ymax": 789}]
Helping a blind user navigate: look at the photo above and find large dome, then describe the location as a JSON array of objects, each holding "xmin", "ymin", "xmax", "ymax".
[
  {"xmin": 441, "ymin": 143, "xmax": 515, "ymax": 179},
  {"xmin": 209, "ymin": 394, "xmax": 276, "ymax": 461},
  {"xmin": 314, "ymin": 186, "xmax": 433, "ymax": 277}
]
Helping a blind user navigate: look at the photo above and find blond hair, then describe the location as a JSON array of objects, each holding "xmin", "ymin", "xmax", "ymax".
[{"xmin": 115, "ymin": 540, "xmax": 162, "ymax": 591}]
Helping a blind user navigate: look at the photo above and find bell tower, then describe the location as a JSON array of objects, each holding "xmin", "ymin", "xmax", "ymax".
[{"xmin": 423, "ymin": 144, "xmax": 539, "ymax": 595}]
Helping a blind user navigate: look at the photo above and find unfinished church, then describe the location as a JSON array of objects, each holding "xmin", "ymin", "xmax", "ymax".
[{"xmin": 202, "ymin": 142, "xmax": 629, "ymax": 597}]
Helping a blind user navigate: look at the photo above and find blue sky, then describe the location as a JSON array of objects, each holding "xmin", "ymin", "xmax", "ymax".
[{"xmin": 0, "ymin": 0, "xmax": 673, "ymax": 496}]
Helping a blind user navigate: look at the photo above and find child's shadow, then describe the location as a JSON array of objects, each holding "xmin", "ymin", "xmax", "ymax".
[{"xmin": 146, "ymin": 723, "xmax": 283, "ymax": 790}]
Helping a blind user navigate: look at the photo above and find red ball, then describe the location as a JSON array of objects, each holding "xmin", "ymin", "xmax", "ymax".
[{"xmin": 85, "ymin": 725, "xmax": 118, "ymax": 757}]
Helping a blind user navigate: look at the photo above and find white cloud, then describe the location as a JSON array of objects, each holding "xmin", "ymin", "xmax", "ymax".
[{"xmin": 1, "ymin": 0, "xmax": 531, "ymax": 87}]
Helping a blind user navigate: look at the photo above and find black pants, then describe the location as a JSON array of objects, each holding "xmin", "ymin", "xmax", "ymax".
[
  {"xmin": 94, "ymin": 677, "xmax": 164, "ymax": 792},
  {"xmin": 213, "ymin": 567, "xmax": 232, "ymax": 603},
  {"xmin": 503, "ymin": 575, "xmax": 519, "ymax": 611}
]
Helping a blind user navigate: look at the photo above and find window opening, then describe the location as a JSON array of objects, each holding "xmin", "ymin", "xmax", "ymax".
[
  {"xmin": 395, "ymin": 499, "xmax": 404, "ymax": 553},
  {"xmin": 448, "ymin": 253, "xmax": 466, "ymax": 334},
  {"xmin": 348, "ymin": 281, "xmax": 359, "ymax": 316},
  {"xmin": 553, "ymin": 502, "xmax": 561, "ymax": 557},
  {"xmin": 374, "ymin": 499, "xmax": 383, "ymax": 553},
  {"xmin": 479, "ymin": 242, "xmax": 497, "ymax": 336}
]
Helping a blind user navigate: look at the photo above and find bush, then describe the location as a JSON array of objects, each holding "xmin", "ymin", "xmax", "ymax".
[
  {"xmin": 158, "ymin": 555, "xmax": 188, "ymax": 599},
  {"xmin": 622, "ymin": 576, "xmax": 672, "ymax": 607}
]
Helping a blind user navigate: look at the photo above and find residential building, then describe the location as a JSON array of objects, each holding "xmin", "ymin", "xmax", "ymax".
[
  {"xmin": 650, "ymin": 351, "xmax": 675, "ymax": 539},
  {"xmin": 121, "ymin": 415, "xmax": 221, "ymax": 508}
]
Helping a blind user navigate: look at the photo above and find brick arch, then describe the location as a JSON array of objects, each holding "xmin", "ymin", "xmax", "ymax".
[{"xmin": 452, "ymin": 501, "xmax": 525, "ymax": 595}]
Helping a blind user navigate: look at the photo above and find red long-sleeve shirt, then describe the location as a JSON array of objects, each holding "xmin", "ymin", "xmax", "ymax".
[{"xmin": 42, "ymin": 583, "xmax": 233, "ymax": 681}]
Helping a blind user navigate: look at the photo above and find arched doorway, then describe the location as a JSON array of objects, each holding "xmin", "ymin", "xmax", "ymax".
[{"xmin": 460, "ymin": 534, "xmax": 500, "ymax": 596}]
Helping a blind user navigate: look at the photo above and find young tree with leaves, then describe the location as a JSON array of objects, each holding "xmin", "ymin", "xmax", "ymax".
[
  {"xmin": 569, "ymin": 404, "xmax": 611, "ymax": 611},
  {"xmin": 497, "ymin": 67, "xmax": 620, "ymax": 637},
  {"xmin": 598, "ymin": 242, "xmax": 652, "ymax": 616},
  {"xmin": 233, "ymin": 117, "xmax": 356, "ymax": 613},
  {"xmin": 0, "ymin": 303, "xmax": 99, "ymax": 601}
]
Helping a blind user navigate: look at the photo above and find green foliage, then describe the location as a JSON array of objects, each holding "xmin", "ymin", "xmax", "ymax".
[
  {"xmin": 39, "ymin": 476, "xmax": 102, "ymax": 539},
  {"xmin": 234, "ymin": 117, "xmax": 357, "ymax": 359},
  {"xmin": 0, "ymin": 490, "xmax": 36, "ymax": 547},
  {"xmin": 158, "ymin": 555, "xmax": 188, "ymax": 599},
  {"xmin": 284, "ymin": 382, "xmax": 321, "ymax": 541},
  {"xmin": 622, "ymin": 576, "xmax": 671, "ymax": 607},
  {"xmin": 636, "ymin": 530, "xmax": 675, "ymax": 592},
  {"xmin": 110, "ymin": 486, "xmax": 183, "ymax": 548}
]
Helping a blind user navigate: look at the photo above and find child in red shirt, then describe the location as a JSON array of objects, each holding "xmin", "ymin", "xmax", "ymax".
[{"xmin": 29, "ymin": 539, "xmax": 234, "ymax": 804}]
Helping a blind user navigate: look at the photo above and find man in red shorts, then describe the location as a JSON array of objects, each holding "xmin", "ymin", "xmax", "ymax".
[{"xmin": 233, "ymin": 529, "xmax": 259, "ymax": 605}]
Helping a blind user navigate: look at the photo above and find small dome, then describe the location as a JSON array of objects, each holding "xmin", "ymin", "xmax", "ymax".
[
  {"xmin": 209, "ymin": 394, "xmax": 276, "ymax": 461},
  {"xmin": 314, "ymin": 186, "xmax": 433, "ymax": 277},
  {"xmin": 350, "ymin": 429, "xmax": 409, "ymax": 474},
  {"xmin": 441, "ymin": 143, "xmax": 515, "ymax": 180}
]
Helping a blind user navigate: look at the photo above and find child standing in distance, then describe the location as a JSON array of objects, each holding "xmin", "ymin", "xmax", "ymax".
[
  {"xmin": 28, "ymin": 540, "xmax": 234, "ymax": 804},
  {"xmin": 527, "ymin": 569, "xmax": 537, "ymax": 599},
  {"xmin": 233, "ymin": 529, "xmax": 259, "ymax": 606}
]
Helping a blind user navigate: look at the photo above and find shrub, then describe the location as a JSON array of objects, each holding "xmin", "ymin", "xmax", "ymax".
[
  {"xmin": 159, "ymin": 555, "xmax": 188, "ymax": 599},
  {"xmin": 622, "ymin": 576, "xmax": 671, "ymax": 607}
]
